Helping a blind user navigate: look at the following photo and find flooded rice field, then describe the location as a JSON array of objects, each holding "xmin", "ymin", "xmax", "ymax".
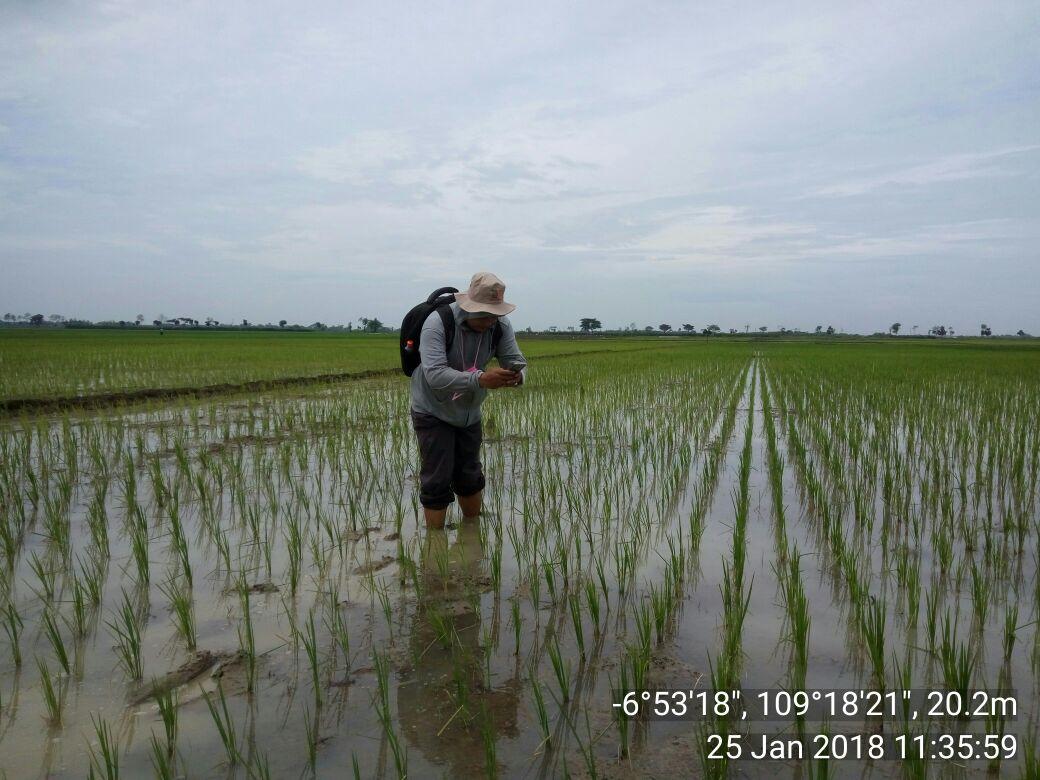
[{"xmin": 1, "ymin": 342, "xmax": 1038, "ymax": 778}]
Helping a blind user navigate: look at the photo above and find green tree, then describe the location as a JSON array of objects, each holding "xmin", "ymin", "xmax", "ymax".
[
  {"xmin": 579, "ymin": 317, "xmax": 602, "ymax": 332},
  {"xmin": 359, "ymin": 317, "xmax": 383, "ymax": 333}
]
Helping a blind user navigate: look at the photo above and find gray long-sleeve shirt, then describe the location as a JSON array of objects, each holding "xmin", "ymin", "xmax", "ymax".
[{"xmin": 409, "ymin": 302, "xmax": 528, "ymax": 427}]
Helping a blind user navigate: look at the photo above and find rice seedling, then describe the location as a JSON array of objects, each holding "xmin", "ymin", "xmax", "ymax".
[
  {"xmin": 808, "ymin": 722, "xmax": 831, "ymax": 780},
  {"xmin": 633, "ymin": 599, "xmax": 653, "ymax": 658},
  {"xmin": 376, "ymin": 579, "xmax": 394, "ymax": 638},
  {"xmin": 372, "ymin": 648, "xmax": 407, "ymax": 777},
  {"xmin": 510, "ymin": 597, "xmax": 523, "ymax": 655},
  {"xmin": 787, "ymin": 590, "xmax": 810, "ymax": 691},
  {"xmin": 303, "ymin": 705, "xmax": 318, "ymax": 772},
  {"xmin": 426, "ymin": 603, "xmax": 453, "ymax": 650},
  {"xmin": 527, "ymin": 562, "xmax": 542, "ymax": 611},
  {"xmin": 250, "ymin": 751, "xmax": 274, "ymax": 780},
  {"xmin": 489, "ymin": 540, "xmax": 503, "ymax": 593},
  {"xmin": 481, "ymin": 704, "xmax": 498, "ymax": 779},
  {"xmin": 69, "ymin": 573, "xmax": 91, "ymax": 640},
  {"xmin": 970, "ymin": 562, "xmax": 989, "ymax": 629},
  {"xmin": 203, "ymin": 682, "xmax": 241, "ymax": 766},
  {"xmin": 27, "ymin": 550, "xmax": 57, "ymax": 602},
  {"xmin": 1022, "ymin": 735, "xmax": 1039, "ymax": 780},
  {"xmin": 0, "ymin": 519, "xmax": 17, "ymax": 570},
  {"xmin": 78, "ymin": 551, "xmax": 105, "ymax": 606},
  {"xmin": 542, "ymin": 561, "xmax": 558, "ymax": 604},
  {"xmin": 235, "ymin": 583, "xmax": 257, "ymax": 694},
  {"xmin": 154, "ymin": 685, "xmax": 179, "ymax": 756},
  {"xmin": 1003, "ymin": 601, "xmax": 1019, "ymax": 660},
  {"xmin": 173, "ymin": 526, "xmax": 193, "ymax": 589},
  {"xmin": 938, "ymin": 613, "xmax": 976, "ymax": 716},
  {"xmin": 36, "ymin": 656, "xmax": 65, "ymax": 726},
  {"xmin": 42, "ymin": 498, "xmax": 72, "ymax": 561},
  {"xmin": 106, "ymin": 589, "xmax": 143, "ymax": 680},
  {"xmin": 698, "ymin": 658, "xmax": 732, "ymax": 780},
  {"xmin": 2, "ymin": 599, "xmax": 24, "ymax": 667},
  {"xmin": 158, "ymin": 577, "xmax": 197, "ymax": 650},
  {"xmin": 87, "ymin": 713, "xmax": 121, "ymax": 779},
  {"xmin": 559, "ymin": 700, "xmax": 600, "ymax": 780},
  {"xmin": 581, "ymin": 580, "xmax": 603, "ymax": 638},
  {"xmin": 567, "ymin": 593, "xmax": 586, "ymax": 657},
  {"xmin": 611, "ymin": 664, "xmax": 631, "ymax": 758},
  {"xmin": 214, "ymin": 526, "xmax": 232, "ymax": 573},
  {"xmin": 41, "ymin": 607, "xmax": 70, "ymax": 676},
  {"xmin": 129, "ymin": 516, "xmax": 149, "ymax": 585},
  {"xmin": 985, "ymin": 705, "xmax": 1009, "ymax": 774},
  {"xmin": 284, "ymin": 515, "xmax": 303, "ymax": 596},
  {"xmin": 924, "ymin": 587, "xmax": 940, "ymax": 652},
  {"xmin": 860, "ymin": 596, "xmax": 886, "ymax": 687},
  {"xmin": 718, "ymin": 562, "xmax": 753, "ymax": 687},
  {"xmin": 899, "ymin": 726, "xmax": 930, "ymax": 780},
  {"xmin": 149, "ymin": 733, "xmax": 175, "ymax": 780},
  {"xmin": 547, "ymin": 635, "xmax": 571, "ymax": 703},
  {"xmin": 323, "ymin": 585, "xmax": 351, "ymax": 669},
  {"xmin": 530, "ymin": 676, "xmax": 551, "ymax": 748},
  {"xmin": 648, "ymin": 580, "xmax": 674, "ymax": 644},
  {"xmin": 302, "ymin": 608, "xmax": 321, "ymax": 707}
]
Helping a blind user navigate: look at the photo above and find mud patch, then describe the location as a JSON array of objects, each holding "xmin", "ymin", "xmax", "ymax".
[
  {"xmin": 343, "ymin": 526, "xmax": 382, "ymax": 543},
  {"xmin": 353, "ymin": 555, "xmax": 395, "ymax": 575},
  {"xmin": 127, "ymin": 650, "xmax": 222, "ymax": 705}
]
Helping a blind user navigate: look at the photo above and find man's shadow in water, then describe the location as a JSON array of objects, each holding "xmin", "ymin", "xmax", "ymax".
[{"xmin": 396, "ymin": 520, "xmax": 520, "ymax": 776}]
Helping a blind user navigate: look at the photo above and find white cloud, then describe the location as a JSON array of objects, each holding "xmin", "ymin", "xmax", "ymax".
[
  {"xmin": 296, "ymin": 130, "xmax": 417, "ymax": 185},
  {"xmin": 808, "ymin": 146, "xmax": 1040, "ymax": 197}
]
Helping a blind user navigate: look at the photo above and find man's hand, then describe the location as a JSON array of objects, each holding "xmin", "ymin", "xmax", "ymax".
[{"xmin": 478, "ymin": 368, "xmax": 521, "ymax": 389}]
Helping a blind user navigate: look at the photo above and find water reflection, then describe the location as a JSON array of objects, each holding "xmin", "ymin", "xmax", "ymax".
[{"xmin": 397, "ymin": 521, "xmax": 520, "ymax": 776}]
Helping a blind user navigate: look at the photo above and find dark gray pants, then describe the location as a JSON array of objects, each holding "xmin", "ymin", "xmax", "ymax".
[{"xmin": 410, "ymin": 410, "xmax": 486, "ymax": 510}]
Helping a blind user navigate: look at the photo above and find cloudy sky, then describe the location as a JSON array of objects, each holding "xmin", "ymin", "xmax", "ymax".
[{"xmin": 1, "ymin": 1, "xmax": 1038, "ymax": 333}]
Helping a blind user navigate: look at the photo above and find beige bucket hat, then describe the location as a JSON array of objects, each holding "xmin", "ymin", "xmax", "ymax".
[{"xmin": 454, "ymin": 271, "xmax": 516, "ymax": 316}]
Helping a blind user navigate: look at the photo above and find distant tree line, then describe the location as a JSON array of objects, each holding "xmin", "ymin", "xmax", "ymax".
[
  {"xmin": 0, "ymin": 312, "xmax": 396, "ymax": 333},
  {"xmin": 569, "ymin": 317, "xmax": 1033, "ymax": 338},
  {"xmin": 1, "ymin": 311, "xmax": 1033, "ymax": 339}
]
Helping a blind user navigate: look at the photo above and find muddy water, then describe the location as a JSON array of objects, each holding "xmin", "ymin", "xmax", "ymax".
[{"xmin": 1, "ymin": 348, "xmax": 1038, "ymax": 778}]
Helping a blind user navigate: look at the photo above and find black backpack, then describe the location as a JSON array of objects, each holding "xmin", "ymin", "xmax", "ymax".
[{"xmin": 400, "ymin": 287, "xmax": 502, "ymax": 376}]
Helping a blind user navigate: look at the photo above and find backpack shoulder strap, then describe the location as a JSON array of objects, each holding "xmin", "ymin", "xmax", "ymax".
[
  {"xmin": 437, "ymin": 306, "xmax": 456, "ymax": 352},
  {"xmin": 491, "ymin": 321, "xmax": 503, "ymax": 351}
]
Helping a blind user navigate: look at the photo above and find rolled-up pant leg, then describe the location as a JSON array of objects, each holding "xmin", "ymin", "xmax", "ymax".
[
  {"xmin": 411, "ymin": 411, "xmax": 486, "ymax": 509},
  {"xmin": 411, "ymin": 411, "xmax": 456, "ymax": 509},
  {"xmin": 451, "ymin": 418, "xmax": 485, "ymax": 498}
]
